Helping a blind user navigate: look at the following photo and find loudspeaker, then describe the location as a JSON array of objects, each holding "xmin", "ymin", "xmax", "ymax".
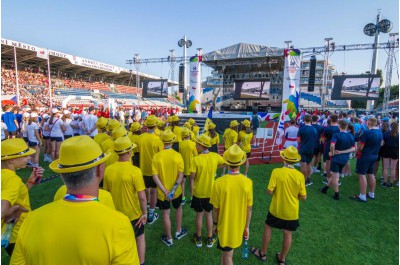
[
  {"xmin": 308, "ymin": 56, "xmax": 316, "ymax": 92},
  {"xmin": 178, "ymin": 64, "xmax": 184, "ymax": 93}
]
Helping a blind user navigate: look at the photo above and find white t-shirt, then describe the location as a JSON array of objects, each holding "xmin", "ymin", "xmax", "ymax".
[
  {"xmin": 26, "ymin": 122, "xmax": 40, "ymax": 143},
  {"xmin": 83, "ymin": 114, "xmax": 98, "ymax": 137},
  {"xmin": 49, "ymin": 118, "xmax": 64, "ymax": 138},
  {"xmin": 63, "ymin": 118, "xmax": 74, "ymax": 136},
  {"xmin": 71, "ymin": 120, "xmax": 80, "ymax": 135},
  {"xmin": 284, "ymin": 125, "xmax": 299, "ymax": 141},
  {"xmin": 21, "ymin": 121, "xmax": 28, "ymax": 138},
  {"xmin": 1, "ymin": 122, "xmax": 8, "ymax": 140},
  {"xmin": 78, "ymin": 120, "xmax": 86, "ymax": 135},
  {"xmin": 42, "ymin": 121, "xmax": 50, "ymax": 137}
]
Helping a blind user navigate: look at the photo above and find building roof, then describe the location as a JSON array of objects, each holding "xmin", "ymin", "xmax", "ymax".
[{"xmin": 203, "ymin": 43, "xmax": 284, "ymax": 61}]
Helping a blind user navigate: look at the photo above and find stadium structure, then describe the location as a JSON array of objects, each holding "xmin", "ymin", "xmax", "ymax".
[{"xmin": 1, "ymin": 38, "xmax": 181, "ymax": 109}]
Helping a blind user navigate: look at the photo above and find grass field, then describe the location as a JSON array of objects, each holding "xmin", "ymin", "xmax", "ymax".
[{"xmin": 2, "ymin": 157, "xmax": 398, "ymax": 265}]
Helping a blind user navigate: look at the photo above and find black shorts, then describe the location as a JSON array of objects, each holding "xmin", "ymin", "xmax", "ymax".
[
  {"xmin": 381, "ymin": 147, "xmax": 399, "ymax": 160},
  {"xmin": 42, "ymin": 135, "xmax": 50, "ymax": 140},
  {"xmin": 265, "ymin": 212, "xmax": 299, "ymax": 232},
  {"xmin": 132, "ymin": 153, "xmax": 140, "ymax": 167},
  {"xmin": 130, "ymin": 218, "xmax": 145, "ymax": 238},
  {"xmin": 143, "ymin": 175, "xmax": 157, "ymax": 188},
  {"xmin": 157, "ymin": 194, "xmax": 182, "ymax": 210},
  {"xmin": 313, "ymin": 147, "xmax": 320, "ymax": 156},
  {"xmin": 246, "ymin": 152, "xmax": 251, "ymax": 158},
  {"xmin": 300, "ymin": 153, "xmax": 313, "ymax": 164},
  {"xmin": 9, "ymin": 131, "xmax": 17, "ymax": 136},
  {"xmin": 64, "ymin": 135, "xmax": 73, "ymax": 139},
  {"xmin": 330, "ymin": 161, "xmax": 346, "ymax": 174},
  {"xmin": 323, "ymin": 145, "xmax": 331, "ymax": 161},
  {"xmin": 28, "ymin": 141, "xmax": 39, "ymax": 147},
  {"xmin": 356, "ymin": 156, "xmax": 377, "ymax": 175},
  {"xmin": 50, "ymin": 136, "xmax": 63, "ymax": 142},
  {"xmin": 190, "ymin": 196, "xmax": 213, "ymax": 212},
  {"xmin": 217, "ymin": 240, "xmax": 233, "ymax": 252}
]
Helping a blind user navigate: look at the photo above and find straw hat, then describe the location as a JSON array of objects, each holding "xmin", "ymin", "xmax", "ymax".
[
  {"xmin": 223, "ymin": 144, "xmax": 246, "ymax": 166},
  {"xmin": 183, "ymin": 122, "xmax": 192, "ymax": 129},
  {"xmin": 96, "ymin": 117, "xmax": 109, "ymax": 130},
  {"xmin": 181, "ymin": 127, "xmax": 192, "ymax": 138},
  {"xmin": 161, "ymin": 129, "xmax": 176, "ymax": 144},
  {"xmin": 230, "ymin": 120, "xmax": 239, "ymax": 127},
  {"xmin": 106, "ymin": 119, "xmax": 120, "ymax": 132},
  {"xmin": 1, "ymin": 138, "xmax": 36, "ymax": 161},
  {"xmin": 112, "ymin": 126, "xmax": 128, "ymax": 140},
  {"xmin": 196, "ymin": 134, "xmax": 212, "ymax": 148},
  {"xmin": 208, "ymin": 122, "xmax": 216, "ymax": 130},
  {"xmin": 144, "ymin": 115, "xmax": 159, "ymax": 127},
  {"xmin": 171, "ymin": 115, "xmax": 180, "ymax": 122},
  {"xmin": 157, "ymin": 120, "xmax": 166, "ymax": 128},
  {"xmin": 114, "ymin": 136, "xmax": 136, "ymax": 155},
  {"xmin": 241, "ymin": 119, "xmax": 251, "ymax": 128},
  {"xmin": 279, "ymin": 146, "xmax": 301, "ymax": 163},
  {"xmin": 49, "ymin": 136, "xmax": 110, "ymax": 173},
  {"xmin": 130, "ymin": 122, "xmax": 143, "ymax": 132},
  {"xmin": 188, "ymin": 118, "xmax": 195, "ymax": 125}
]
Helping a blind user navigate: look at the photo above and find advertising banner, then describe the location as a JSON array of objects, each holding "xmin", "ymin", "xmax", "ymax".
[{"xmin": 188, "ymin": 56, "xmax": 202, "ymax": 113}]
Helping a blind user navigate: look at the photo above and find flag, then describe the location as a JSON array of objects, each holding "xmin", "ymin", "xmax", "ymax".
[
  {"xmin": 37, "ymin": 49, "xmax": 49, "ymax": 60},
  {"xmin": 203, "ymin": 106, "xmax": 213, "ymax": 132}
]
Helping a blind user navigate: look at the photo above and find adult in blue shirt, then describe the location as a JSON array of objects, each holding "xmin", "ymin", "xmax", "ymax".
[
  {"xmin": 311, "ymin": 115, "xmax": 323, "ymax": 173},
  {"xmin": 351, "ymin": 117, "xmax": 383, "ymax": 202},
  {"xmin": 322, "ymin": 115, "xmax": 340, "ymax": 182},
  {"xmin": 321, "ymin": 120, "xmax": 355, "ymax": 200},
  {"xmin": 297, "ymin": 114, "xmax": 317, "ymax": 186},
  {"xmin": 1, "ymin": 105, "xmax": 18, "ymax": 138},
  {"xmin": 381, "ymin": 122, "xmax": 399, "ymax": 187}
]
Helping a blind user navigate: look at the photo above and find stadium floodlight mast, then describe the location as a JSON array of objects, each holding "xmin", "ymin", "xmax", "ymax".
[
  {"xmin": 168, "ymin": 49, "xmax": 177, "ymax": 103},
  {"xmin": 321, "ymin": 37, "xmax": 333, "ymax": 110},
  {"xmin": 133, "ymin": 54, "xmax": 141, "ymax": 95},
  {"xmin": 178, "ymin": 35, "xmax": 192, "ymax": 107},
  {"xmin": 364, "ymin": 10, "xmax": 393, "ymax": 111}
]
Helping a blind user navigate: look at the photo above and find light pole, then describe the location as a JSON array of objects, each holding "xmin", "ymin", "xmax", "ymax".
[
  {"xmin": 178, "ymin": 36, "xmax": 192, "ymax": 107},
  {"xmin": 322, "ymin": 37, "xmax": 333, "ymax": 110},
  {"xmin": 168, "ymin": 49, "xmax": 176, "ymax": 104},
  {"xmin": 133, "ymin": 54, "xmax": 141, "ymax": 96}
]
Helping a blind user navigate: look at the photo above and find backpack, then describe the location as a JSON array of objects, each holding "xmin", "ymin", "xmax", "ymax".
[{"xmin": 251, "ymin": 115, "xmax": 260, "ymax": 129}]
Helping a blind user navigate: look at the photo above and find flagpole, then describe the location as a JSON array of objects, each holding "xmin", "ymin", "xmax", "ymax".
[
  {"xmin": 47, "ymin": 49, "xmax": 52, "ymax": 108},
  {"xmin": 13, "ymin": 47, "xmax": 20, "ymax": 106}
]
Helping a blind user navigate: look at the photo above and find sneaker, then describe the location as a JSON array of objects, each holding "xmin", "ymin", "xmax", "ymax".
[
  {"xmin": 366, "ymin": 194, "xmax": 376, "ymax": 200},
  {"xmin": 206, "ymin": 234, "xmax": 217, "ymax": 248},
  {"xmin": 294, "ymin": 163, "xmax": 301, "ymax": 167},
  {"xmin": 308, "ymin": 180, "xmax": 313, "ymax": 186},
  {"xmin": 175, "ymin": 228, "xmax": 187, "ymax": 240},
  {"xmin": 380, "ymin": 176, "xmax": 384, "ymax": 182},
  {"xmin": 193, "ymin": 233, "xmax": 202, "ymax": 247},
  {"xmin": 340, "ymin": 174, "xmax": 344, "ymax": 178},
  {"xmin": 332, "ymin": 195, "xmax": 339, "ymax": 200},
  {"xmin": 350, "ymin": 195, "xmax": 367, "ymax": 203},
  {"xmin": 338, "ymin": 181, "xmax": 341, "ymax": 186},
  {"xmin": 387, "ymin": 183, "xmax": 393, "ymax": 188},
  {"xmin": 321, "ymin": 172, "xmax": 327, "ymax": 177},
  {"xmin": 313, "ymin": 168, "xmax": 320, "ymax": 173},
  {"xmin": 181, "ymin": 196, "xmax": 186, "ymax": 205},
  {"xmin": 322, "ymin": 179, "xmax": 328, "ymax": 185},
  {"xmin": 305, "ymin": 180, "xmax": 310, "ymax": 187},
  {"xmin": 381, "ymin": 182, "xmax": 387, "ymax": 187},
  {"xmin": 147, "ymin": 213, "xmax": 159, "ymax": 224},
  {"xmin": 161, "ymin": 234, "xmax": 173, "ymax": 247},
  {"xmin": 320, "ymin": 187, "xmax": 327, "ymax": 194}
]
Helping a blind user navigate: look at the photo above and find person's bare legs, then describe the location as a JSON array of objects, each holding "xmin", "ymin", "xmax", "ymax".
[
  {"xmin": 50, "ymin": 140, "xmax": 56, "ymax": 160},
  {"xmin": 278, "ymin": 230, "xmax": 293, "ymax": 262},
  {"xmin": 221, "ymin": 250, "xmax": 234, "ymax": 265},
  {"xmin": 300, "ymin": 162, "xmax": 307, "ymax": 183},
  {"xmin": 260, "ymin": 224, "xmax": 272, "ymax": 254},
  {"xmin": 383, "ymin": 158, "xmax": 390, "ymax": 183},
  {"xmin": 358, "ymin": 174, "xmax": 367, "ymax": 195},
  {"xmin": 136, "ymin": 233, "xmax": 146, "ymax": 264},
  {"xmin": 150, "ymin": 188, "xmax": 157, "ymax": 209},
  {"xmin": 390, "ymin": 159, "xmax": 398, "ymax": 184},
  {"xmin": 367, "ymin": 174, "xmax": 376, "ymax": 194},
  {"xmin": 175, "ymin": 205, "xmax": 183, "ymax": 234},
  {"xmin": 55, "ymin": 141, "xmax": 62, "ymax": 160},
  {"xmin": 244, "ymin": 159, "xmax": 249, "ymax": 176},
  {"xmin": 162, "ymin": 209, "xmax": 172, "ymax": 239},
  {"xmin": 331, "ymin": 172, "xmax": 339, "ymax": 193},
  {"xmin": 181, "ymin": 177, "xmax": 186, "ymax": 198},
  {"xmin": 195, "ymin": 212, "xmax": 203, "ymax": 237},
  {"xmin": 205, "ymin": 211, "xmax": 213, "ymax": 237},
  {"xmin": 325, "ymin": 160, "xmax": 331, "ymax": 179}
]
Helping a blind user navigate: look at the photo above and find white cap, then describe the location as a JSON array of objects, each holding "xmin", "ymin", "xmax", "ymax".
[
  {"xmin": 43, "ymin": 114, "xmax": 50, "ymax": 119},
  {"xmin": 52, "ymin": 108, "xmax": 60, "ymax": 114},
  {"xmin": 63, "ymin": 110, "xmax": 70, "ymax": 115},
  {"xmin": 23, "ymin": 113, "xmax": 30, "ymax": 118},
  {"xmin": 30, "ymin": 113, "xmax": 38, "ymax": 118}
]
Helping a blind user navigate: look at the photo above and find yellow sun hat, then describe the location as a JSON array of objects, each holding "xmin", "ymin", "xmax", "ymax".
[
  {"xmin": 49, "ymin": 135, "xmax": 110, "ymax": 173},
  {"xmin": 196, "ymin": 134, "xmax": 212, "ymax": 148},
  {"xmin": 130, "ymin": 122, "xmax": 143, "ymax": 132},
  {"xmin": 106, "ymin": 119, "xmax": 120, "ymax": 132},
  {"xmin": 112, "ymin": 126, "xmax": 129, "ymax": 140},
  {"xmin": 279, "ymin": 146, "xmax": 301, "ymax": 163},
  {"xmin": 241, "ymin": 119, "xmax": 251, "ymax": 128},
  {"xmin": 183, "ymin": 122, "xmax": 192, "ymax": 129},
  {"xmin": 161, "ymin": 129, "xmax": 176, "ymax": 144},
  {"xmin": 223, "ymin": 144, "xmax": 246, "ymax": 166},
  {"xmin": 1, "ymin": 138, "xmax": 36, "ymax": 161},
  {"xmin": 188, "ymin": 118, "xmax": 195, "ymax": 125},
  {"xmin": 144, "ymin": 115, "xmax": 159, "ymax": 127},
  {"xmin": 181, "ymin": 127, "xmax": 192, "ymax": 138},
  {"xmin": 114, "ymin": 136, "xmax": 136, "ymax": 155},
  {"xmin": 171, "ymin": 115, "xmax": 180, "ymax": 122},
  {"xmin": 230, "ymin": 120, "xmax": 239, "ymax": 127},
  {"xmin": 157, "ymin": 119, "xmax": 166, "ymax": 128},
  {"xmin": 96, "ymin": 117, "xmax": 109, "ymax": 130},
  {"xmin": 208, "ymin": 122, "xmax": 216, "ymax": 130}
]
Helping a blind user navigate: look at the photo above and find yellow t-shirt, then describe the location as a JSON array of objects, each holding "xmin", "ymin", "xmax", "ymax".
[
  {"xmin": 128, "ymin": 133, "xmax": 140, "ymax": 153},
  {"xmin": 101, "ymin": 138, "xmax": 114, "ymax": 153},
  {"xmin": 192, "ymin": 125, "xmax": 200, "ymax": 136},
  {"xmin": 210, "ymin": 173, "xmax": 253, "ymax": 249},
  {"xmin": 138, "ymin": 132, "xmax": 164, "ymax": 176},
  {"xmin": 10, "ymin": 200, "xmax": 139, "ymax": 265},
  {"xmin": 179, "ymin": 139, "xmax": 198, "ymax": 176},
  {"xmin": 205, "ymin": 131, "xmax": 220, "ymax": 146},
  {"xmin": 152, "ymin": 149, "xmax": 184, "ymax": 201},
  {"xmin": 104, "ymin": 162, "xmax": 146, "ymax": 221},
  {"xmin": 105, "ymin": 152, "xmax": 119, "ymax": 169},
  {"xmin": 154, "ymin": 127, "xmax": 161, "ymax": 137},
  {"xmin": 172, "ymin": 126, "xmax": 183, "ymax": 143},
  {"xmin": 223, "ymin": 128, "xmax": 238, "ymax": 149},
  {"xmin": 53, "ymin": 185, "xmax": 115, "ymax": 210},
  {"xmin": 1, "ymin": 169, "xmax": 31, "ymax": 244},
  {"xmin": 267, "ymin": 167, "xmax": 306, "ymax": 220},
  {"xmin": 190, "ymin": 152, "xmax": 225, "ymax": 198},
  {"xmin": 94, "ymin": 133, "xmax": 110, "ymax": 147},
  {"xmin": 190, "ymin": 132, "xmax": 196, "ymax": 142},
  {"xmin": 239, "ymin": 131, "xmax": 253, "ymax": 153}
]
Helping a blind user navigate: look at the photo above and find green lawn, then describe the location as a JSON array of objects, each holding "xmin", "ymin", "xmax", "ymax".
[{"xmin": 2, "ymin": 158, "xmax": 398, "ymax": 265}]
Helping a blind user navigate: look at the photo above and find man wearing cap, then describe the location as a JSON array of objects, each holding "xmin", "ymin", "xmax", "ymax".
[
  {"xmin": 222, "ymin": 120, "xmax": 239, "ymax": 175},
  {"xmin": 210, "ymin": 144, "xmax": 253, "ymax": 265},
  {"xmin": 190, "ymin": 134, "xmax": 225, "ymax": 248},
  {"xmin": 129, "ymin": 122, "xmax": 143, "ymax": 167},
  {"xmin": 251, "ymin": 146, "xmax": 307, "ymax": 264},
  {"xmin": 179, "ymin": 127, "xmax": 198, "ymax": 205},
  {"xmin": 82, "ymin": 106, "xmax": 98, "ymax": 138},
  {"xmin": 138, "ymin": 115, "xmax": 163, "ymax": 224},
  {"xmin": 152, "ymin": 129, "xmax": 187, "ymax": 246},
  {"xmin": 1, "ymin": 139, "xmax": 41, "ymax": 257},
  {"xmin": 10, "ymin": 136, "xmax": 139, "ymax": 264},
  {"xmin": 104, "ymin": 137, "xmax": 147, "ymax": 265}
]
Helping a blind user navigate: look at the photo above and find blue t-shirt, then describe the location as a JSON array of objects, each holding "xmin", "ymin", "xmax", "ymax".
[
  {"xmin": 297, "ymin": 125, "xmax": 317, "ymax": 155},
  {"xmin": 1, "ymin": 112, "xmax": 17, "ymax": 132},
  {"xmin": 383, "ymin": 131, "xmax": 399, "ymax": 149},
  {"xmin": 331, "ymin": 132, "xmax": 355, "ymax": 164},
  {"xmin": 323, "ymin": 125, "xmax": 340, "ymax": 143},
  {"xmin": 360, "ymin": 128, "xmax": 383, "ymax": 158},
  {"xmin": 353, "ymin": 123, "xmax": 362, "ymax": 134},
  {"xmin": 312, "ymin": 123, "xmax": 323, "ymax": 147},
  {"xmin": 16, "ymin": 113, "xmax": 23, "ymax": 127}
]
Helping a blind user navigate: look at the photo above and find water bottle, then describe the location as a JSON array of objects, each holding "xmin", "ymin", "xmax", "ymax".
[
  {"xmin": 168, "ymin": 191, "xmax": 175, "ymax": 200},
  {"xmin": 242, "ymin": 238, "xmax": 249, "ymax": 259},
  {"xmin": 1, "ymin": 222, "xmax": 15, "ymax": 248}
]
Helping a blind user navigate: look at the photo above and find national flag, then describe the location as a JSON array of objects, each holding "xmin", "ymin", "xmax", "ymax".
[
  {"xmin": 36, "ymin": 49, "xmax": 48, "ymax": 60},
  {"xmin": 203, "ymin": 106, "xmax": 213, "ymax": 132}
]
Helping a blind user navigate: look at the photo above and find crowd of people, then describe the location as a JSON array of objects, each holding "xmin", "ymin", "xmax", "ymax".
[{"xmin": 1, "ymin": 104, "xmax": 398, "ymax": 264}]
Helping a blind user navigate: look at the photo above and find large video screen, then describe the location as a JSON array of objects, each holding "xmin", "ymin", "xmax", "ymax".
[
  {"xmin": 142, "ymin": 80, "xmax": 168, "ymax": 98},
  {"xmin": 234, "ymin": 80, "xmax": 271, "ymax": 100},
  {"xmin": 331, "ymin": 75, "xmax": 380, "ymax": 100}
]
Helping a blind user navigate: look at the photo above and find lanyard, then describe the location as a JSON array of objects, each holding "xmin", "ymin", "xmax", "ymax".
[
  {"xmin": 284, "ymin": 165, "xmax": 294, "ymax": 169},
  {"xmin": 64, "ymin": 194, "xmax": 99, "ymax": 202},
  {"xmin": 164, "ymin": 146, "xmax": 172, "ymax": 150},
  {"xmin": 202, "ymin": 150, "xmax": 209, "ymax": 154},
  {"xmin": 228, "ymin": 170, "xmax": 240, "ymax": 175}
]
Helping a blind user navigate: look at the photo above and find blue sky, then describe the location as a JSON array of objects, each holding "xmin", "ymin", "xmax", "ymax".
[{"xmin": 2, "ymin": 0, "xmax": 399, "ymax": 84}]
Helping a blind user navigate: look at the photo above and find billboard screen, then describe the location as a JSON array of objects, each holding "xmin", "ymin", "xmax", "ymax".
[
  {"xmin": 233, "ymin": 80, "xmax": 272, "ymax": 100},
  {"xmin": 142, "ymin": 80, "xmax": 168, "ymax": 98},
  {"xmin": 331, "ymin": 75, "xmax": 380, "ymax": 100}
]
